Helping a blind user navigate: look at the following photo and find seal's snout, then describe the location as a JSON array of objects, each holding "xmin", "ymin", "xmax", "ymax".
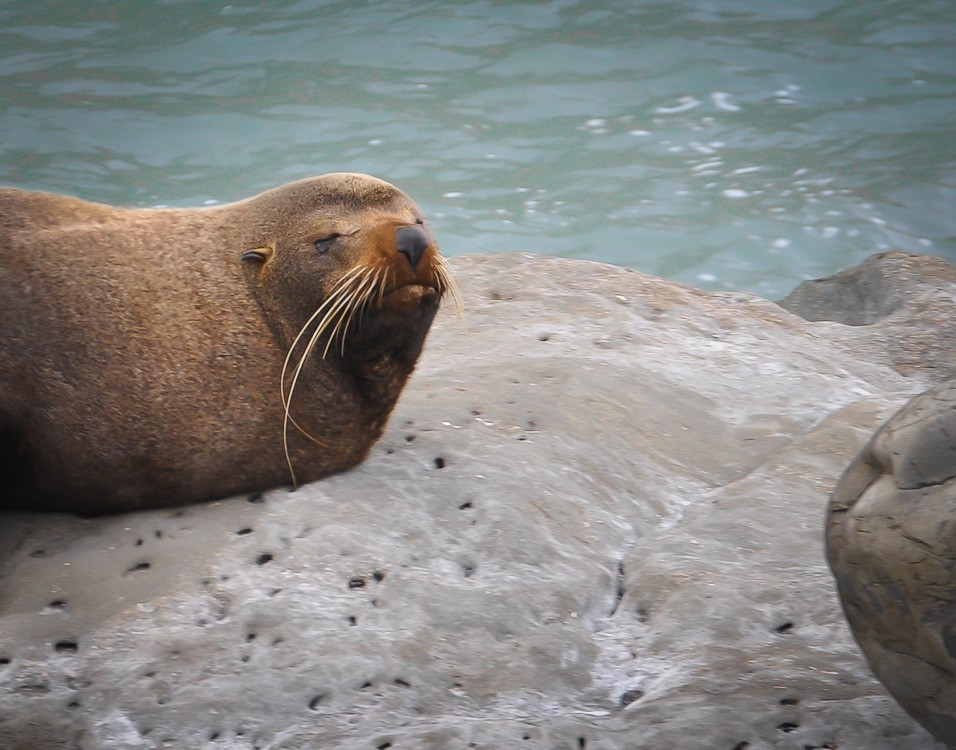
[{"xmin": 395, "ymin": 225, "xmax": 429, "ymax": 269}]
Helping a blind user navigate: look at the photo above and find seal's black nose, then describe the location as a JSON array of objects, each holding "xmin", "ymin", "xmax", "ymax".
[{"xmin": 395, "ymin": 225, "xmax": 429, "ymax": 269}]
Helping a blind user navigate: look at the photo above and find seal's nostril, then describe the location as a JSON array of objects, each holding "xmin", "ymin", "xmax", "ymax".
[{"xmin": 395, "ymin": 225, "xmax": 428, "ymax": 269}]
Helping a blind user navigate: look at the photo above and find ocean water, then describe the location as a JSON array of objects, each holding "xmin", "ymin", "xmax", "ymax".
[{"xmin": 1, "ymin": 0, "xmax": 954, "ymax": 298}]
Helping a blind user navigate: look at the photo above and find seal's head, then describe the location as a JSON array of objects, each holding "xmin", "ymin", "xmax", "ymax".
[{"xmin": 234, "ymin": 173, "xmax": 460, "ymax": 482}]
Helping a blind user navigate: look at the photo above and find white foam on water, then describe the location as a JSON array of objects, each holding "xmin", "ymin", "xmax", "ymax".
[
  {"xmin": 711, "ymin": 92, "xmax": 740, "ymax": 112},
  {"xmin": 655, "ymin": 96, "xmax": 700, "ymax": 114}
]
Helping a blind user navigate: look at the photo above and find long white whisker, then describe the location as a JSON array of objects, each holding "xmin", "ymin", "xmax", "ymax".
[
  {"xmin": 280, "ymin": 265, "xmax": 365, "ymax": 409},
  {"xmin": 325, "ymin": 269, "xmax": 377, "ymax": 358},
  {"xmin": 281, "ymin": 266, "xmax": 368, "ymax": 485},
  {"xmin": 340, "ymin": 268, "xmax": 382, "ymax": 355}
]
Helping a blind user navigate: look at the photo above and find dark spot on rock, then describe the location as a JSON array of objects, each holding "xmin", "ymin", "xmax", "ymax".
[
  {"xmin": 246, "ymin": 632, "xmax": 256, "ymax": 642},
  {"xmin": 434, "ymin": 456, "xmax": 446, "ymax": 469},
  {"xmin": 620, "ymin": 688, "xmax": 644, "ymax": 706},
  {"xmin": 732, "ymin": 743, "xmax": 750, "ymax": 750},
  {"xmin": 348, "ymin": 616, "xmax": 357, "ymax": 626},
  {"xmin": 48, "ymin": 599, "xmax": 66, "ymax": 610},
  {"xmin": 348, "ymin": 577, "xmax": 366, "ymax": 589},
  {"xmin": 154, "ymin": 530, "xmax": 163, "ymax": 538},
  {"xmin": 126, "ymin": 562, "xmax": 151, "ymax": 574},
  {"xmin": 135, "ymin": 538, "xmax": 143, "ymax": 546},
  {"xmin": 609, "ymin": 560, "xmax": 625, "ymax": 617},
  {"xmin": 461, "ymin": 562, "xmax": 476, "ymax": 578},
  {"xmin": 405, "ymin": 434, "xmax": 416, "ymax": 442},
  {"xmin": 308, "ymin": 693, "xmax": 328, "ymax": 710},
  {"xmin": 775, "ymin": 621, "xmax": 794, "ymax": 634},
  {"xmin": 54, "ymin": 640, "xmax": 78, "ymax": 654},
  {"xmin": 209, "ymin": 731, "xmax": 220, "ymax": 741},
  {"xmin": 236, "ymin": 527, "xmax": 253, "ymax": 536},
  {"xmin": 67, "ymin": 701, "xmax": 80, "ymax": 709},
  {"xmin": 459, "ymin": 500, "xmax": 473, "ymax": 510},
  {"xmin": 255, "ymin": 553, "xmax": 273, "ymax": 565},
  {"xmin": 394, "ymin": 678, "xmax": 410, "ymax": 688},
  {"xmin": 247, "ymin": 492, "xmax": 264, "ymax": 504},
  {"xmin": 269, "ymin": 588, "xmax": 281, "ymax": 597},
  {"xmin": 538, "ymin": 334, "xmax": 550, "ymax": 341},
  {"xmin": 578, "ymin": 738, "xmax": 587, "ymax": 749},
  {"xmin": 0, "ymin": 657, "xmax": 10, "ymax": 665},
  {"xmin": 29, "ymin": 549, "xmax": 45, "ymax": 557},
  {"xmin": 777, "ymin": 722, "xmax": 799, "ymax": 733},
  {"xmin": 360, "ymin": 681, "xmax": 373, "ymax": 690},
  {"xmin": 372, "ymin": 570, "xmax": 385, "ymax": 582},
  {"xmin": 377, "ymin": 742, "xmax": 392, "ymax": 750},
  {"xmin": 780, "ymin": 697, "xmax": 799, "ymax": 705}
]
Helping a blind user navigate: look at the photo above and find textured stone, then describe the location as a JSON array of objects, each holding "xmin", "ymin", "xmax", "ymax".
[
  {"xmin": 779, "ymin": 250, "xmax": 956, "ymax": 378},
  {"xmin": 827, "ymin": 379, "xmax": 956, "ymax": 747},
  {"xmin": 1, "ymin": 252, "xmax": 954, "ymax": 749}
]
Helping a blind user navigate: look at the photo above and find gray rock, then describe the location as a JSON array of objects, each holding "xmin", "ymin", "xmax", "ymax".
[
  {"xmin": 779, "ymin": 251, "xmax": 956, "ymax": 379},
  {"xmin": 827, "ymin": 378, "xmax": 956, "ymax": 747},
  {"xmin": 1, "ymin": 252, "xmax": 953, "ymax": 750}
]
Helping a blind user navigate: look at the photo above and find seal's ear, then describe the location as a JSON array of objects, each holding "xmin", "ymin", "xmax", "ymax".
[{"xmin": 241, "ymin": 247, "xmax": 271, "ymax": 264}]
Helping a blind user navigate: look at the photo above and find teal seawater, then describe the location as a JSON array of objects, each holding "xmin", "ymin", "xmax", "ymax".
[{"xmin": 1, "ymin": 0, "xmax": 954, "ymax": 297}]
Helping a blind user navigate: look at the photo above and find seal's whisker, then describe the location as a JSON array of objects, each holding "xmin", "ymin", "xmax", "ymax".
[
  {"xmin": 377, "ymin": 267, "xmax": 391, "ymax": 306},
  {"xmin": 280, "ymin": 265, "xmax": 365, "ymax": 408},
  {"xmin": 345, "ymin": 267, "xmax": 384, "ymax": 353},
  {"xmin": 281, "ymin": 265, "xmax": 370, "ymax": 485},
  {"xmin": 435, "ymin": 256, "xmax": 463, "ymax": 315},
  {"xmin": 338, "ymin": 266, "xmax": 381, "ymax": 355},
  {"xmin": 325, "ymin": 270, "xmax": 376, "ymax": 358},
  {"xmin": 307, "ymin": 269, "xmax": 370, "ymax": 361}
]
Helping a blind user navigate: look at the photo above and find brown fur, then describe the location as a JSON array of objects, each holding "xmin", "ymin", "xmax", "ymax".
[{"xmin": 0, "ymin": 173, "xmax": 457, "ymax": 514}]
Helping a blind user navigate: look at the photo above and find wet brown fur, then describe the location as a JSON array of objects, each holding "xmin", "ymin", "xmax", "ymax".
[{"xmin": 0, "ymin": 173, "xmax": 457, "ymax": 514}]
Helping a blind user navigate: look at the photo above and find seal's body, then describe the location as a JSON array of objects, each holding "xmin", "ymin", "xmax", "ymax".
[{"xmin": 0, "ymin": 174, "xmax": 456, "ymax": 514}]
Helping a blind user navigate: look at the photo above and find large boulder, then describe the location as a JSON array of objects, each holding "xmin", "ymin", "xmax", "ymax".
[
  {"xmin": 1, "ymin": 251, "xmax": 953, "ymax": 749},
  {"xmin": 827, "ymin": 379, "xmax": 956, "ymax": 746}
]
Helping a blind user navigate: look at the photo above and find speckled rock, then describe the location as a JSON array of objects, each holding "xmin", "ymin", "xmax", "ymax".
[
  {"xmin": 1, "ymin": 252, "xmax": 954, "ymax": 750},
  {"xmin": 827, "ymin": 379, "xmax": 956, "ymax": 747}
]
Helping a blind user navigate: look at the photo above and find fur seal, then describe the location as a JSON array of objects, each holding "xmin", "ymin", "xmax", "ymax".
[{"xmin": 0, "ymin": 173, "xmax": 458, "ymax": 514}]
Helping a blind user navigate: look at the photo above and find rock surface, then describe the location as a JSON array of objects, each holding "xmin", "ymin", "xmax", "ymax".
[
  {"xmin": 827, "ymin": 379, "xmax": 956, "ymax": 746},
  {"xmin": 1, "ymin": 251, "xmax": 954, "ymax": 750}
]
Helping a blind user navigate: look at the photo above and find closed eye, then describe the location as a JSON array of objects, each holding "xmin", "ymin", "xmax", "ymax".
[{"xmin": 314, "ymin": 233, "xmax": 340, "ymax": 254}]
